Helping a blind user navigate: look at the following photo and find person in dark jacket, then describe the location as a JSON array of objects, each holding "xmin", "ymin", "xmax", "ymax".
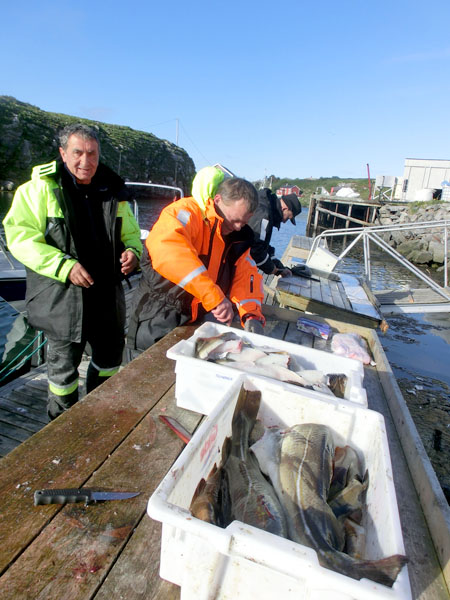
[
  {"xmin": 248, "ymin": 189, "xmax": 302, "ymax": 276},
  {"xmin": 3, "ymin": 123, "xmax": 143, "ymax": 419}
]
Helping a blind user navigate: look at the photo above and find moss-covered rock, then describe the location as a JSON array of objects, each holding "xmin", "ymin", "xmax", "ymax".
[{"xmin": 0, "ymin": 96, "xmax": 196, "ymax": 193}]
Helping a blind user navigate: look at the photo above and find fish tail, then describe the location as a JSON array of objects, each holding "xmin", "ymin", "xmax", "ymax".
[
  {"xmin": 322, "ymin": 551, "xmax": 408, "ymax": 587},
  {"xmin": 230, "ymin": 385, "xmax": 261, "ymax": 457},
  {"xmin": 232, "ymin": 385, "xmax": 261, "ymax": 424},
  {"xmin": 327, "ymin": 373, "xmax": 347, "ymax": 398},
  {"xmin": 354, "ymin": 554, "xmax": 409, "ymax": 587}
]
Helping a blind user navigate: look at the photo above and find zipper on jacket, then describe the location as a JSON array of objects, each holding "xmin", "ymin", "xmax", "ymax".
[{"xmin": 250, "ymin": 275, "xmax": 254, "ymax": 293}]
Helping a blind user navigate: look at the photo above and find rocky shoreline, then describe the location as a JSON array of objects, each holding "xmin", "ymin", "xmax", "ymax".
[{"xmin": 375, "ymin": 202, "xmax": 450, "ymax": 269}]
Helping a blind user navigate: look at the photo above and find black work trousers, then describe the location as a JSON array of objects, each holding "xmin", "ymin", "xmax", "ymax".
[{"xmin": 47, "ymin": 285, "xmax": 125, "ymax": 420}]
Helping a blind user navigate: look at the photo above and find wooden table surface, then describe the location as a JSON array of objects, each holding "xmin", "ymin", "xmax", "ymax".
[
  {"xmin": 0, "ymin": 325, "xmax": 199, "ymax": 600},
  {"xmin": 0, "ymin": 313, "xmax": 448, "ymax": 599}
]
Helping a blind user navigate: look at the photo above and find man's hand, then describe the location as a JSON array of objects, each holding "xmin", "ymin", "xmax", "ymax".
[
  {"xmin": 120, "ymin": 250, "xmax": 139, "ymax": 275},
  {"xmin": 211, "ymin": 298, "xmax": 234, "ymax": 325},
  {"xmin": 244, "ymin": 317, "xmax": 264, "ymax": 335},
  {"xmin": 272, "ymin": 265, "xmax": 292, "ymax": 277},
  {"xmin": 272, "ymin": 258, "xmax": 292, "ymax": 277},
  {"xmin": 278, "ymin": 267, "xmax": 292, "ymax": 277},
  {"xmin": 68, "ymin": 262, "xmax": 94, "ymax": 287}
]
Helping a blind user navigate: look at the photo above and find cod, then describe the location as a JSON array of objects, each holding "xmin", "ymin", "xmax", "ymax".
[{"xmin": 252, "ymin": 423, "xmax": 408, "ymax": 587}]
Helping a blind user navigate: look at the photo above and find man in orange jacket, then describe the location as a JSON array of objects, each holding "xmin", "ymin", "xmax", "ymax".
[{"xmin": 127, "ymin": 177, "xmax": 265, "ymax": 357}]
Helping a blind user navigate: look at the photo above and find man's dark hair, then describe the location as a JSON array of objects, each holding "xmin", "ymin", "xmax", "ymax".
[
  {"xmin": 58, "ymin": 123, "xmax": 100, "ymax": 151},
  {"xmin": 217, "ymin": 177, "xmax": 259, "ymax": 212}
]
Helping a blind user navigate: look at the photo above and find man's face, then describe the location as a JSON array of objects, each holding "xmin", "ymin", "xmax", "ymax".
[
  {"xmin": 280, "ymin": 200, "xmax": 293, "ymax": 223},
  {"xmin": 214, "ymin": 195, "xmax": 253, "ymax": 235},
  {"xmin": 59, "ymin": 134, "xmax": 99, "ymax": 184}
]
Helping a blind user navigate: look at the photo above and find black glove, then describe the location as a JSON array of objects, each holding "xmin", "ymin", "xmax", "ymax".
[
  {"xmin": 272, "ymin": 258, "xmax": 285, "ymax": 270},
  {"xmin": 244, "ymin": 317, "xmax": 264, "ymax": 335},
  {"xmin": 290, "ymin": 264, "xmax": 313, "ymax": 278}
]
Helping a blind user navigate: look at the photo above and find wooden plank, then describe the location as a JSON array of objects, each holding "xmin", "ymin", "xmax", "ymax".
[
  {"xmin": 319, "ymin": 279, "xmax": 334, "ymax": 306},
  {"xmin": 336, "ymin": 281, "xmax": 353, "ymax": 311},
  {"xmin": 0, "ymin": 407, "xmax": 43, "ymax": 432},
  {"xmin": 0, "ymin": 420, "xmax": 33, "ymax": 443},
  {"xmin": 364, "ymin": 366, "xmax": 449, "ymax": 598},
  {"xmin": 0, "ymin": 325, "xmax": 194, "ymax": 576},
  {"xmin": 263, "ymin": 318, "xmax": 288, "ymax": 341},
  {"xmin": 0, "ymin": 397, "xmax": 48, "ymax": 424},
  {"xmin": 8, "ymin": 388, "xmax": 47, "ymax": 407},
  {"xmin": 365, "ymin": 330, "xmax": 450, "ymax": 593},
  {"xmin": 0, "ymin": 435, "xmax": 19, "ymax": 457},
  {"xmin": 309, "ymin": 279, "xmax": 323, "ymax": 303},
  {"xmin": 0, "ymin": 386, "xmax": 200, "ymax": 600},
  {"xmin": 328, "ymin": 280, "xmax": 346, "ymax": 309}
]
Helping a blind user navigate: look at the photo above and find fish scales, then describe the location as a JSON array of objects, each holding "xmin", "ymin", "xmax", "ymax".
[
  {"xmin": 223, "ymin": 386, "xmax": 288, "ymax": 537},
  {"xmin": 279, "ymin": 423, "xmax": 407, "ymax": 587},
  {"xmin": 190, "ymin": 440, "xmax": 231, "ymax": 527},
  {"xmin": 279, "ymin": 424, "xmax": 344, "ymax": 551}
]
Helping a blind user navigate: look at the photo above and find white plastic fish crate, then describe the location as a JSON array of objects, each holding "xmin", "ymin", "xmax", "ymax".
[
  {"xmin": 147, "ymin": 374, "xmax": 411, "ymax": 600},
  {"xmin": 166, "ymin": 321, "xmax": 367, "ymax": 414}
]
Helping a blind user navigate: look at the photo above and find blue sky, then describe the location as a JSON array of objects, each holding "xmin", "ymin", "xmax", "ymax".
[{"xmin": 2, "ymin": 0, "xmax": 450, "ymax": 182}]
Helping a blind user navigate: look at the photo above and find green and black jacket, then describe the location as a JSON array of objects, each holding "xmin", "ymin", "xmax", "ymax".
[{"xmin": 3, "ymin": 160, "xmax": 142, "ymax": 342}]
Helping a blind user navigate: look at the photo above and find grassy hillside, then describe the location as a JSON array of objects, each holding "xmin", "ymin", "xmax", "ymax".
[{"xmin": 0, "ymin": 96, "xmax": 196, "ymax": 192}]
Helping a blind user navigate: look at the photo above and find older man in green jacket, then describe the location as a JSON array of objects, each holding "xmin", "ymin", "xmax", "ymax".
[{"xmin": 3, "ymin": 123, "xmax": 142, "ymax": 419}]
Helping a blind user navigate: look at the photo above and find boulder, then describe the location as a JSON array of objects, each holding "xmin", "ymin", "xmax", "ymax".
[{"xmin": 407, "ymin": 250, "xmax": 433, "ymax": 264}]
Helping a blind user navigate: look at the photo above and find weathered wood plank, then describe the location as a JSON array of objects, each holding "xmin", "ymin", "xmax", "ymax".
[
  {"xmin": 0, "ymin": 420, "xmax": 32, "ymax": 443},
  {"xmin": 364, "ymin": 366, "xmax": 449, "ymax": 599},
  {"xmin": 0, "ymin": 397, "xmax": 48, "ymax": 424},
  {"xmin": 336, "ymin": 281, "xmax": 353, "ymax": 310},
  {"xmin": 8, "ymin": 388, "xmax": 48, "ymax": 405},
  {"xmin": 0, "ymin": 406, "xmax": 43, "ymax": 432},
  {"xmin": 0, "ymin": 325, "xmax": 194, "ymax": 576},
  {"xmin": 0, "ymin": 386, "xmax": 200, "ymax": 600},
  {"xmin": 365, "ymin": 330, "xmax": 450, "ymax": 593},
  {"xmin": 328, "ymin": 280, "xmax": 346, "ymax": 309},
  {"xmin": 319, "ymin": 279, "xmax": 334, "ymax": 305},
  {"xmin": 0, "ymin": 432, "xmax": 22, "ymax": 457},
  {"xmin": 263, "ymin": 318, "xmax": 288, "ymax": 341},
  {"xmin": 93, "ymin": 392, "xmax": 201, "ymax": 600}
]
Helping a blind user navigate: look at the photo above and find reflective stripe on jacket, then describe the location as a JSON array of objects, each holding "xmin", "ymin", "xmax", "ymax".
[
  {"xmin": 147, "ymin": 196, "xmax": 264, "ymax": 322},
  {"xmin": 127, "ymin": 196, "xmax": 264, "ymax": 348},
  {"xmin": 3, "ymin": 161, "xmax": 142, "ymax": 341}
]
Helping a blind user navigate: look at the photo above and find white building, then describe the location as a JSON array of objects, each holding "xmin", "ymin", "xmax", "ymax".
[{"xmin": 394, "ymin": 158, "xmax": 450, "ymax": 201}]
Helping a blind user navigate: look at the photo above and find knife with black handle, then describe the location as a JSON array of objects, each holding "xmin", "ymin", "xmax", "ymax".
[{"xmin": 34, "ymin": 488, "xmax": 140, "ymax": 506}]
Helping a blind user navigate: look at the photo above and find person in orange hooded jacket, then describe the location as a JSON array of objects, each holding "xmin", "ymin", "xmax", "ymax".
[{"xmin": 126, "ymin": 176, "xmax": 265, "ymax": 356}]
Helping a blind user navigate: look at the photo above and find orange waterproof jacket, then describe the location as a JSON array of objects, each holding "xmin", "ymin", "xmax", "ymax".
[{"xmin": 145, "ymin": 195, "xmax": 264, "ymax": 325}]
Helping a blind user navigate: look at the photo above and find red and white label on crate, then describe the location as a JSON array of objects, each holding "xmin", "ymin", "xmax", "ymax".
[{"xmin": 200, "ymin": 424, "xmax": 218, "ymax": 462}]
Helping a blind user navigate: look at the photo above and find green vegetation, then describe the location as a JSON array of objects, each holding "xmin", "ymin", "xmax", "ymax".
[
  {"xmin": 0, "ymin": 96, "xmax": 196, "ymax": 192},
  {"xmin": 254, "ymin": 175, "xmax": 372, "ymax": 206},
  {"xmin": 407, "ymin": 199, "xmax": 443, "ymax": 214}
]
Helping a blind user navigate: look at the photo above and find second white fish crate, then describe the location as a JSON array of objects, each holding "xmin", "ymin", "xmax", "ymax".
[
  {"xmin": 147, "ymin": 374, "xmax": 411, "ymax": 600},
  {"xmin": 166, "ymin": 321, "xmax": 367, "ymax": 414}
]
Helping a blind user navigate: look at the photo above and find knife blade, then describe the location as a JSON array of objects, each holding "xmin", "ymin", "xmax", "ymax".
[
  {"xmin": 34, "ymin": 488, "xmax": 140, "ymax": 506},
  {"xmin": 159, "ymin": 414, "xmax": 192, "ymax": 444}
]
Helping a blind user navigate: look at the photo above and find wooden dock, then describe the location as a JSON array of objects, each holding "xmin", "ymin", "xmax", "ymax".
[
  {"xmin": 263, "ymin": 235, "xmax": 386, "ymax": 329},
  {"xmin": 275, "ymin": 235, "xmax": 450, "ymax": 317},
  {"xmin": 0, "ymin": 309, "xmax": 448, "ymax": 598},
  {"xmin": 0, "ymin": 274, "xmax": 140, "ymax": 457},
  {"xmin": 306, "ymin": 193, "xmax": 380, "ymax": 237}
]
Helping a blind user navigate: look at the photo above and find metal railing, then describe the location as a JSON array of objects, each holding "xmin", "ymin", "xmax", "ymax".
[{"xmin": 308, "ymin": 220, "xmax": 450, "ymax": 301}]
